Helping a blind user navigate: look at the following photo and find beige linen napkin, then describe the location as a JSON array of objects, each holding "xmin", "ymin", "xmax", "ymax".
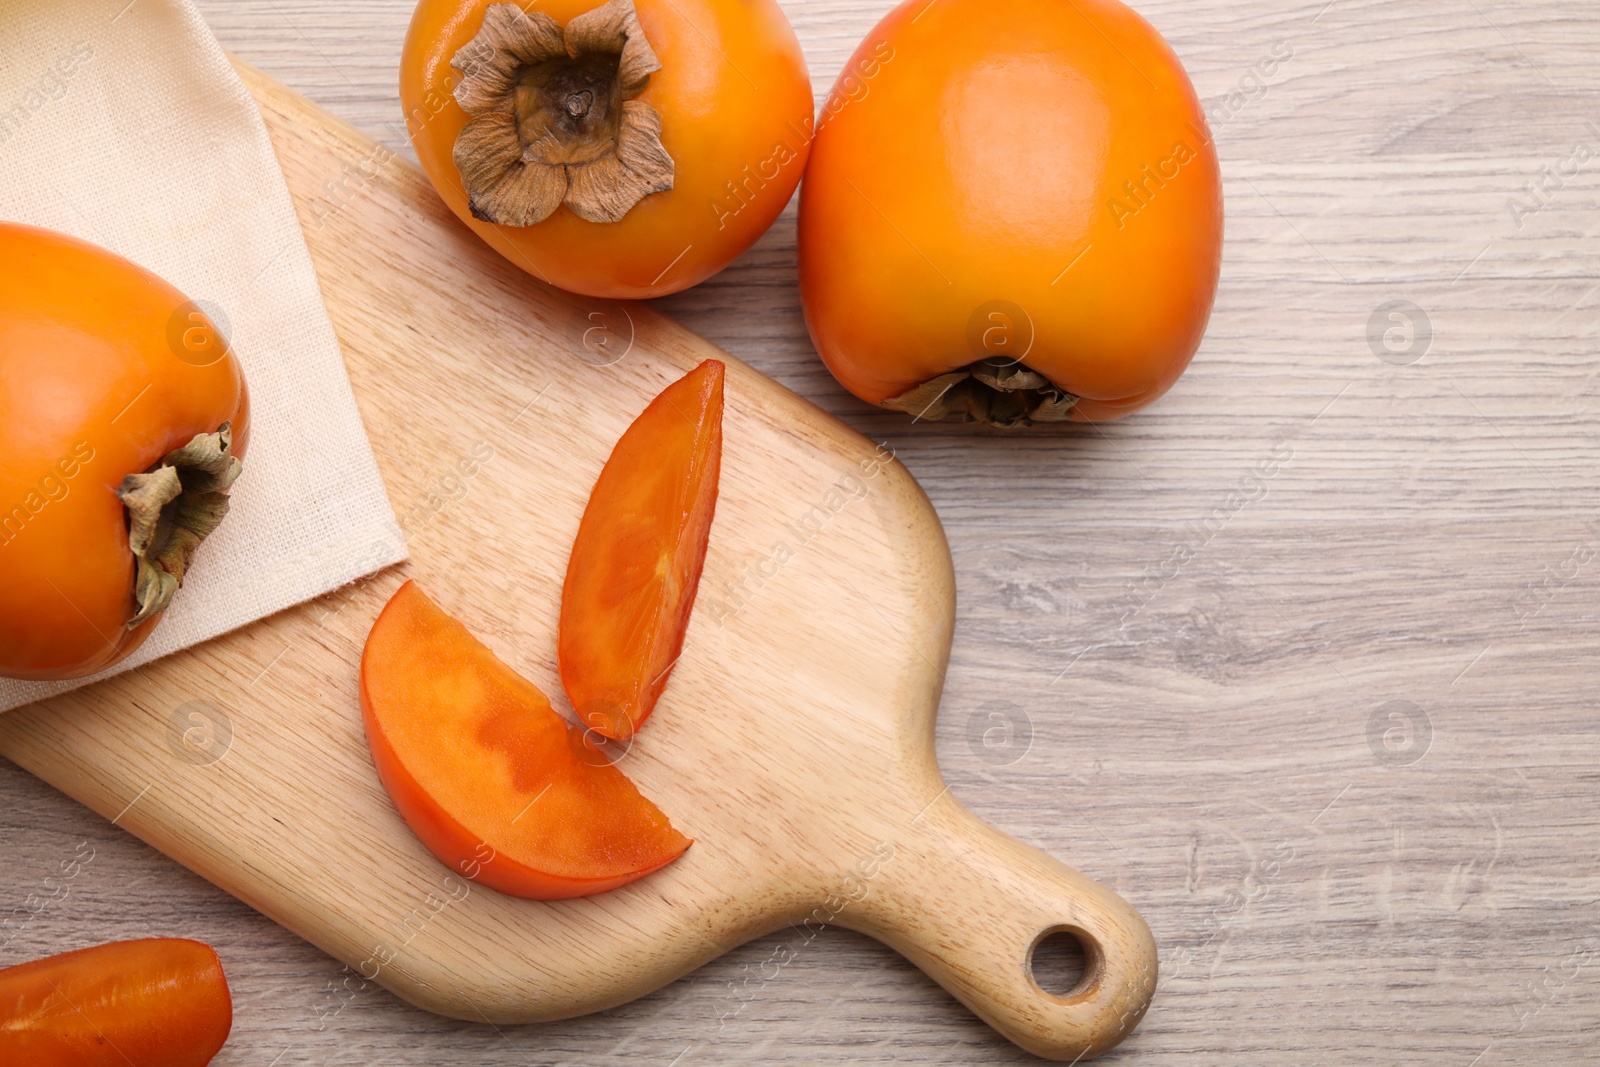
[{"xmin": 0, "ymin": 0, "xmax": 408, "ymax": 711}]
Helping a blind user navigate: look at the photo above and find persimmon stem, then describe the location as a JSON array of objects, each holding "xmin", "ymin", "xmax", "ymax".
[
  {"xmin": 883, "ymin": 361, "xmax": 1079, "ymax": 427},
  {"xmin": 115, "ymin": 423, "xmax": 243, "ymax": 628},
  {"xmin": 450, "ymin": 0, "xmax": 674, "ymax": 226}
]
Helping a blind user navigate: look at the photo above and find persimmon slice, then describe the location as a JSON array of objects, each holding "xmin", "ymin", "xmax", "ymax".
[
  {"xmin": 0, "ymin": 938, "xmax": 232, "ymax": 1067},
  {"xmin": 360, "ymin": 580, "xmax": 691, "ymax": 899},
  {"xmin": 560, "ymin": 359, "xmax": 725, "ymax": 740}
]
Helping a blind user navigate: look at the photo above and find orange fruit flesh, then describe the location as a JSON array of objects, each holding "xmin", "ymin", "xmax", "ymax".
[
  {"xmin": 361, "ymin": 580, "xmax": 691, "ymax": 899},
  {"xmin": 0, "ymin": 938, "xmax": 232, "ymax": 1067},
  {"xmin": 559, "ymin": 359, "xmax": 724, "ymax": 740}
]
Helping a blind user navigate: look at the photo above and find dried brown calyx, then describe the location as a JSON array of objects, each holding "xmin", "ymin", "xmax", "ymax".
[
  {"xmin": 882, "ymin": 360, "xmax": 1079, "ymax": 428},
  {"xmin": 115, "ymin": 423, "xmax": 243, "ymax": 628},
  {"xmin": 451, "ymin": 0, "xmax": 673, "ymax": 226}
]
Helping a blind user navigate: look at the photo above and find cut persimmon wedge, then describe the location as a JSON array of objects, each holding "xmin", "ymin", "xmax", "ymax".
[
  {"xmin": 360, "ymin": 580, "xmax": 691, "ymax": 899},
  {"xmin": 560, "ymin": 359, "xmax": 725, "ymax": 740}
]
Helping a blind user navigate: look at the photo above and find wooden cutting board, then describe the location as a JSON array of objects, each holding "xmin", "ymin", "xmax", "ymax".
[{"xmin": 0, "ymin": 63, "xmax": 1154, "ymax": 1061}]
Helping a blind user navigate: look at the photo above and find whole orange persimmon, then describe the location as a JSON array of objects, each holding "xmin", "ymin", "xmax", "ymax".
[
  {"xmin": 799, "ymin": 0, "xmax": 1222, "ymax": 425},
  {"xmin": 0, "ymin": 224, "xmax": 249, "ymax": 681},
  {"xmin": 401, "ymin": 0, "xmax": 813, "ymax": 298}
]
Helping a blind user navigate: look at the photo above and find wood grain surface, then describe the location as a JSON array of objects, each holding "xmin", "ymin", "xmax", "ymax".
[{"xmin": 3, "ymin": 0, "xmax": 1599, "ymax": 1064}]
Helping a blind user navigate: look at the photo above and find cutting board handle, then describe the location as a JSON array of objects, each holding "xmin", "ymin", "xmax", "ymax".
[{"xmin": 846, "ymin": 787, "xmax": 1157, "ymax": 1060}]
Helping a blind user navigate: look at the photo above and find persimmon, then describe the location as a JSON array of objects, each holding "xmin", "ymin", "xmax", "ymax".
[
  {"xmin": 798, "ymin": 0, "xmax": 1222, "ymax": 425},
  {"xmin": 361, "ymin": 580, "xmax": 691, "ymax": 899},
  {"xmin": 0, "ymin": 938, "xmax": 232, "ymax": 1066},
  {"xmin": 401, "ymin": 0, "xmax": 812, "ymax": 298},
  {"xmin": 0, "ymin": 224, "xmax": 249, "ymax": 680},
  {"xmin": 560, "ymin": 359, "xmax": 723, "ymax": 740}
]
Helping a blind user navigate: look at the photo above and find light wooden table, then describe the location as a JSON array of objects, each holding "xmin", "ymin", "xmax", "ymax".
[{"xmin": 5, "ymin": 0, "xmax": 1599, "ymax": 1063}]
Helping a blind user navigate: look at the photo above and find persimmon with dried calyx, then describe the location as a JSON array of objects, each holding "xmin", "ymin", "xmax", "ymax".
[
  {"xmin": 401, "ymin": 0, "xmax": 812, "ymax": 298},
  {"xmin": 361, "ymin": 580, "xmax": 691, "ymax": 899},
  {"xmin": 0, "ymin": 938, "xmax": 233, "ymax": 1066},
  {"xmin": 560, "ymin": 359, "xmax": 723, "ymax": 740},
  {"xmin": 0, "ymin": 223, "xmax": 249, "ymax": 681},
  {"xmin": 798, "ymin": 0, "xmax": 1222, "ymax": 426}
]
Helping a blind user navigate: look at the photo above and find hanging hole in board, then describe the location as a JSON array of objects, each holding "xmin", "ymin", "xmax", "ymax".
[{"xmin": 1030, "ymin": 927, "xmax": 1094, "ymax": 998}]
